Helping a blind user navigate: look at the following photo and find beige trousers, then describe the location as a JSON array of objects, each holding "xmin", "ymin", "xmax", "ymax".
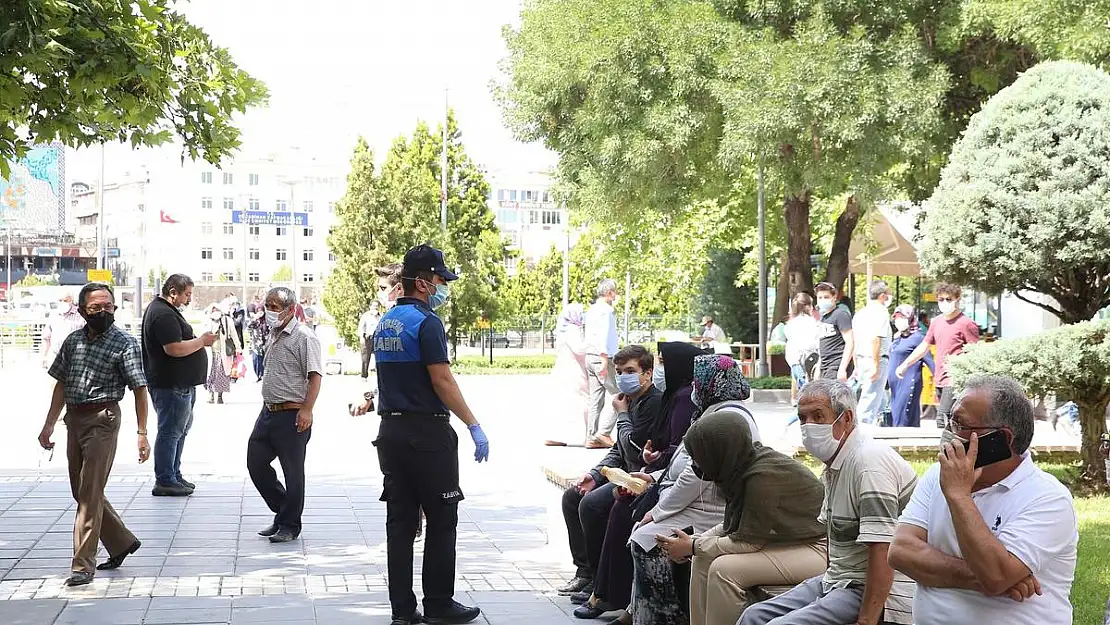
[
  {"xmin": 66, "ymin": 403, "xmax": 137, "ymax": 574},
  {"xmin": 690, "ymin": 534, "xmax": 828, "ymax": 625}
]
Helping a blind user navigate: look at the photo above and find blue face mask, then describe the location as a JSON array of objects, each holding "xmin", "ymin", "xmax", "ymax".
[
  {"xmin": 424, "ymin": 280, "xmax": 450, "ymax": 309},
  {"xmin": 617, "ymin": 372, "xmax": 643, "ymax": 395},
  {"xmin": 651, "ymin": 365, "xmax": 666, "ymax": 392}
]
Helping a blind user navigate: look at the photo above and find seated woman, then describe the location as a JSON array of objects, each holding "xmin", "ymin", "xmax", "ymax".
[
  {"xmin": 649, "ymin": 385, "xmax": 828, "ymax": 625},
  {"xmin": 625, "ymin": 354, "xmax": 764, "ymax": 625},
  {"xmin": 574, "ymin": 342, "xmax": 704, "ymax": 621}
]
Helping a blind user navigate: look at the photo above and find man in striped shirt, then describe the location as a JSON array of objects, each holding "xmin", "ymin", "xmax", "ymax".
[{"xmin": 742, "ymin": 379, "xmax": 917, "ymax": 625}]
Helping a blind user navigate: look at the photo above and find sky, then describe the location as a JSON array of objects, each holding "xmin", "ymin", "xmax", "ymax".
[{"xmin": 69, "ymin": 0, "xmax": 555, "ymax": 181}]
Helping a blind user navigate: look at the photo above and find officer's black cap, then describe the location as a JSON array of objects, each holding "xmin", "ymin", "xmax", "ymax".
[{"xmin": 402, "ymin": 244, "xmax": 459, "ymax": 281}]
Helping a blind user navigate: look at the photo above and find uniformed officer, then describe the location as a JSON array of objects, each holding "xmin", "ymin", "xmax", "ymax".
[{"xmin": 372, "ymin": 244, "xmax": 489, "ymax": 625}]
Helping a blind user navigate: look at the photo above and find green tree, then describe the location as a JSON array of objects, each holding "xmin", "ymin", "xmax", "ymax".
[
  {"xmin": 271, "ymin": 265, "xmax": 292, "ymax": 282},
  {"xmin": 699, "ymin": 248, "xmax": 758, "ymax": 342},
  {"xmin": 0, "ymin": 1, "xmax": 268, "ymax": 175},
  {"xmin": 920, "ymin": 61, "xmax": 1110, "ymax": 324}
]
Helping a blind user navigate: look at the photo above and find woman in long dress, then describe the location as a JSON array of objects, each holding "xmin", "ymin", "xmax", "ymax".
[
  {"xmin": 888, "ymin": 304, "xmax": 933, "ymax": 427},
  {"xmin": 544, "ymin": 304, "xmax": 588, "ymax": 446},
  {"xmin": 205, "ymin": 305, "xmax": 242, "ymax": 404}
]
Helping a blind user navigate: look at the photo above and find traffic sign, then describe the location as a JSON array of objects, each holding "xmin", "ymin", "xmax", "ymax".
[{"xmin": 87, "ymin": 269, "xmax": 112, "ymax": 283}]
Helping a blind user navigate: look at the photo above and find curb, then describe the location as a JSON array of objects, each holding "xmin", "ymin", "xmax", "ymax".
[{"xmin": 749, "ymin": 389, "xmax": 792, "ymax": 404}]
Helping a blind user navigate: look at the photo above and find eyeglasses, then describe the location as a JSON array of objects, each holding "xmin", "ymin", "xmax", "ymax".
[
  {"xmin": 84, "ymin": 304, "xmax": 117, "ymax": 314},
  {"xmin": 946, "ymin": 418, "xmax": 995, "ymax": 434}
]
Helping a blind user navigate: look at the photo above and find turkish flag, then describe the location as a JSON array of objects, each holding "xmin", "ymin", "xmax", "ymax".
[{"xmin": 160, "ymin": 210, "xmax": 179, "ymax": 223}]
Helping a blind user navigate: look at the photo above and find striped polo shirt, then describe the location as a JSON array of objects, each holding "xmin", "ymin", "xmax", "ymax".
[
  {"xmin": 820, "ymin": 428, "xmax": 918, "ymax": 624},
  {"xmin": 261, "ymin": 317, "xmax": 323, "ymax": 404}
]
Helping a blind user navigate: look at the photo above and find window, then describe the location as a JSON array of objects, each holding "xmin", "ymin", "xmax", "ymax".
[
  {"xmin": 303, "ymin": 200, "xmax": 314, "ymax": 212},
  {"xmin": 221, "ymin": 271, "xmax": 235, "ymax": 281},
  {"xmin": 222, "ymin": 248, "xmax": 234, "ymax": 260},
  {"xmin": 248, "ymin": 272, "xmax": 260, "ymax": 282},
  {"xmin": 542, "ymin": 209, "xmax": 562, "ymax": 225},
  {"xmin": 524, "ymin": 190, "xmax": 537, "ymax": 202},
  {"xmin": 248, "ymin": 197, "xmax": 260, "ymax": 210},
  {"xmin": 497, "ymin": 189, "xmax": 506, "ymax": 201},
  {"xmin": 506, "ymin": 232, "xmax": 521, "ymax": 247},
  {"xmin": 303, "ymin": 249, "xmax": 314, "ymax": 261},
  {"xmin": 542, "ymin": 191, "xmax": 551, "ymax": 203},
  {"xmin": 276, "ymin": 249, "xmax": 288, "ymax": 261},
  {"xmin": 276, "ymin": 226, "xmax": 287, "ymax": 236},
  {"xmin": 249, "ymin": 225, "xmax": 260, "ymax": 236},
  {"xmin": 303, "ymin": 227, "xmax": 314, "ymax": 237},
  {"xmin": 302, "ymin": 273, "xmax": 315, "ymax": 283},
  {"xmin": 327, "ymin": 201, "xmax": 335, "ymax": 213},
  {"xmin": 528, "ymin": 210, "xmax": 540, "ymax": 225},
  {"xmin": 276, "ymin": 199, "xmax": 287, "ymax": 211},
  {"xmin": 201, "ymin": 272, "xmax": 213, "ymax": 282},
  {"xmin": 222, "ymin": 172, "xmax": 233, "ymax": 185},
  {"xmin": 249, "ymin": 248, "xmax": 260, "ymax": 261},
  {"xmin": 201, "ymin": 197, "xmax": 213, "ymax": 209},
  {"xmin": 200, "ymin": 248, "xmax": 213, "ymax": 260},
  {"xmin": 201, "ymin": 172, "xmax": 213, "ymax": 184},
  {"xmin": 249, "ymin": 173, "xmax": 259, "ymax": 186},
  {"xmin": 328, "ymin": 252, "xmax": 336, "ymax": 262},
  {"xmin": 201, "ymin": 222, "xmax": 213, "ymax": 235},
  {"xmin": 497, "ymin": 208, "xmax": 518, "ymax": 224},
  {"xmin": 222, "ymin": 197, "xmax": 234, "ymax": 210},
  {"xmin": 223, "ymin": 223, "xmax": 234, "ymax": 235},
  {"xmin": 509, "ymin": 189, "xmax": 518, "ymax": 201}
]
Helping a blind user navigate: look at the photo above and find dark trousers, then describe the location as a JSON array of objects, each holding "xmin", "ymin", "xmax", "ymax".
[
  {"xmin": 361, "ymin": 337, "xmax": 372, "ymax": 379},
  {"xmin": 936, "ymin": 386, "xmax": 956, "ymax": 428},
  {"xmin": 151, "ymin": 387, "xmax": 196, "ymax": 486},
  {"xmin": 252, "ymin": 352, "xmax": 265, "ymax": 379},
  {"xmin": 595, "ymin": 494, "xmax": 636, "ymax": 607},
  {"xmin": 246, "ymin": 407, "xmax": 311, "ymax": 534},
  {"xmin": 561, "ymin": 482, "xmax": 617, "ymax": 579},
  {"xmin": 374, "ymin": 416, "xmax": 463, "ymax": 617}
]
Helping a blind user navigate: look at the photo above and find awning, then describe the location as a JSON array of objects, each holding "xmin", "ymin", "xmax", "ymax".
[{"xmin": 848, "ymin": 204, "xmax": 922, "ymax": 277}]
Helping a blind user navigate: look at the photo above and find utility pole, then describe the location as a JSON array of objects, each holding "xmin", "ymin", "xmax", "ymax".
[
  {"xmin": 441, "ymin": 89, "xmax": 449, "ymax": 235},
  {"xmin": 97, "ymin": 142, "xmax": 106, "ymax": 270},
  {"xmin": 757, "ymin": 158, "xmax": 769, "ymax": 378},
  {"xmin": 240, "ymin": 193, "xmax": 249, "ymax": 305},
  {"xmin": 561, "ymin": 223, "xmax": 570, "ymax": 308}
]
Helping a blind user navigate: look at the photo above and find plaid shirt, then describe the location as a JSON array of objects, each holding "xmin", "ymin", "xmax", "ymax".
[
  {"xmin": 261, "ymin": 318, "xmax": 322, "ymax": 404},
  {"xmin": 48, "ymin": 324, "xmax": 148, "ymax": 406}
]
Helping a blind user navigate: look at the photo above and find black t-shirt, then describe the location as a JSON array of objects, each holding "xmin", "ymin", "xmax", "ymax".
[
  {"xmin": 818, "ymin": 306, "xmax": 853, "ymax": 376},
  {"xmin": 142, "ymin": 297, "xmax": 208, "ymax": 388}
]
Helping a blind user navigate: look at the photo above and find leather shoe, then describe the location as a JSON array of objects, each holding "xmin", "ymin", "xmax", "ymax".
[
  {"xmin": 151, "ymin": 483, "xmax": 192, "ymax": 497},
  {"xmin": 570, "ymin": 591, "xmax": 591, "ymax": 605},
  {"xmin": 177, "ymin": 477, "xmax": 196, "ymax": 490},
  {"xmin": 423, "ymin": 600, "xmax": 481, "ymax": 624},
  {"xmin": 97, "ymin": 540, "xmax": 141, "ymax": 570},
  {"xmin": 390, "ymin": 609, "xmax": 424, "ymax": 625},
  {"xmin": 269, "ymin": 528, "xmax": 298, "ymax": 543},
  {"xmin": 257, "ymin": 524, "xmax": 279, "ymax": 537},
  {"xmin": 600, "ymin": 611, "xmax": 631, "ymax": 625},
  {"xmin": 64, "ymin": 571, "xmax": 94, "ymax": 587},
  {"xmin": 557, "ymin": 576, "xmax": 593, "ymax": 595},
  {"xmin": 574, "ymin": 601, "xmax": 616, "ymax": 619}
]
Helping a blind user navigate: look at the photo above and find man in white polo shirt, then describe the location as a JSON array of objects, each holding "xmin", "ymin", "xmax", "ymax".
[{"xmin": 889, "ymin": 374, "xmax": 1078, "ymax": 625}]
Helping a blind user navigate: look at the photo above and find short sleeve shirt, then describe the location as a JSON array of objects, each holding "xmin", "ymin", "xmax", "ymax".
[
  {"xmin": 851, "ymin": 302, "xmax": 892, "ymax": 361},
  {"xmin": 49, "ymin": 325, "xmax": 148, "ymax": 406},
  {"xmin": 584, "ymin": 301, "xmax": 618, "ymax": 356},
  {"xmin": 898, "ymin": 458, "xmax": 1077, "ymax": 625},
  {"xmin": 373, "ymin": 297, "xmax": 450, "ymax": 414},
  {"xmin": 141, "ymin": 297, "xmax": 207, "ymax": 388},
  {"xmin": 818, "ymin": 306, "xmax": 853, "ymax": 376},
  {"xmin": 261, "ymin": 318, "xmax": 323, "ymax": 404},
  {"xmin": 821, "ymin": 429, "xmax": 918, "ymax": 624},
  {"xmin": 923, "ymin": 313, "xmax": 980, "ymax": 387}
]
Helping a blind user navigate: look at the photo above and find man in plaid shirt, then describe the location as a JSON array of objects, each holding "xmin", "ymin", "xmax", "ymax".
[{"xmin": 37, "ymin": 283, "xmax": 151, "ymax": 587}]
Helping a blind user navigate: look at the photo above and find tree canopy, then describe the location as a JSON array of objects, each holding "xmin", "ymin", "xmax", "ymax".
[
  {"xmin": 920, "ymin": 60, "xmax": 1110, "ymax": 324},
  {"xmin": 0, "ymin": 0, "xmax": 268, "ymax": 175}
]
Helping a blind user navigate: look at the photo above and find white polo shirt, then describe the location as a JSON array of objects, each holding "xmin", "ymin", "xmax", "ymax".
[{"xmin": 898, "ymin": 455, "xmax": 1078, "ymax": 625}]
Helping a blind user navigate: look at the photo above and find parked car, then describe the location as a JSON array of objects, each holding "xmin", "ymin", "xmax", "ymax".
[{"xmin": 468, "ymin": 330, "xmax": 524, "ymax": 348}]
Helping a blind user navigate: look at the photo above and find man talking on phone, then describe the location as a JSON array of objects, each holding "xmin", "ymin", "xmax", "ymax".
[
  {"xmin": 889, "ymin": 375, "xmax": 1078, "ymax": 625},
  {"xmin": 559, "ymin": 345, "xmax": 661, "ymax": 600}
]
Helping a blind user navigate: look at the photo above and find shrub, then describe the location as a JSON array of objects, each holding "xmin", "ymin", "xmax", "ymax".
[{"xmin": 949, "ymin": 319, "xmax": 1110, "ymax": 487}]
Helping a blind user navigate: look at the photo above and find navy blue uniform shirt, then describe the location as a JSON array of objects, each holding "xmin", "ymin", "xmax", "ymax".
[{"xmin": 372, "ymin": 297, "xmax": 450, "ymax": 414}]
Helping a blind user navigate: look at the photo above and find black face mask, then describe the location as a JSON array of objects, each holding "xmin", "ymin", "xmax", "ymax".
[{"xmin": 84, "ymin": 311, "xmax": 115, "ymax": 334}]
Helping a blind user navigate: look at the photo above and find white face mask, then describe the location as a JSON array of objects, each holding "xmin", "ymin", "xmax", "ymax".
[
  {"xmin": 264, "ymin": 309, "xmax": 282, "ymax": 327},
  {"xmin": 894, "ymin": 318, "xmax": 910, "ymax": 332},
  {"xmin": 938, "ymin": 300, "xmax": 957, "ymax": 315},
  {"xmin": 883, "ymin": 296, "xmax": 894, "ymax": 309},
  {"xmin": 652, "ymin": 364, "xmax": 666, "ymax": 392},
  {"xmin": 800, "ymin": 412, "xmax": 846, "ymax": 462}
]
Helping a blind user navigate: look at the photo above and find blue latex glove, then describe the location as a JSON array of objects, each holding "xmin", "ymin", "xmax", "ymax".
[{"xmin": 468, "ymin": 423, "xmax": 489, "ymax": 463}]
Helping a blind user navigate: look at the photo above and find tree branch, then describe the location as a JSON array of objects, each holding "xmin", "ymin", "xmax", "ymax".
[{"xmin": 1012, "ymin": 290, "xmax": 1064, "ymax": 320}]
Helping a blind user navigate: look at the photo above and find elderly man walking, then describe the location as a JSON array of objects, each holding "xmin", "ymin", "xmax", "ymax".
[
  {"xmin": 37, "ymin": 282, "xmax": 149, "ymax": 587},
  {"xmin": 583, "ymin": 278, "xmax": 620, "ymax": 448},
  {"xmin": 247, "ymin": 287, "xmax": 323, "ymax": 544},
  {"xmin": 40, "ymin": 292, "xmax": 85, "ymax": 368}
]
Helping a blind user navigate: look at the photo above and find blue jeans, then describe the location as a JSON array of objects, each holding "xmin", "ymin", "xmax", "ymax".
[
  {"xmin": 151, "ymin": 387, "xmax": 196, "ymax": 485},
  {"xmin": 252, "ymin": 352, "xmax": 265, "ymax": 379},
  {"xmin": 855, "ymin": 357, "xmax": 889, "ymax": 425}
]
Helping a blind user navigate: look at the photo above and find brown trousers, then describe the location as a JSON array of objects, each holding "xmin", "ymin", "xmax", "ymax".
[{"xmin": 65, "ymin": 403, "xmax": 136, "ymax": 573}]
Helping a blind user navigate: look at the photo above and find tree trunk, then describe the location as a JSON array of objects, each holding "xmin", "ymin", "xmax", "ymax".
[
  {"xmin": 784, "ymin": 191, "xmax": 814, "ymax": 298},
  {"xmin": 824, "ymin": 194, "xmax": 861, "ymax": 292},
  {"xmin": 1078, "ymin": 397, "xmax": 1110, "ymax": 488},
  {"xmin": 773, "ymin": 252, "xmax": 790, "ymax": 325}
]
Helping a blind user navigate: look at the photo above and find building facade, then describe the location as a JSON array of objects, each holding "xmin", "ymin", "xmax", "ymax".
[{"xmin": 486, "ymin": 170, "xmax": 570, "ymax": 274}]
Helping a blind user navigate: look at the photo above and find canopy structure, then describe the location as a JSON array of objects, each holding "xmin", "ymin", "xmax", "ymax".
[{"xmin": 848, "ymin": 204, "xmax": 922, "ymax": 278}]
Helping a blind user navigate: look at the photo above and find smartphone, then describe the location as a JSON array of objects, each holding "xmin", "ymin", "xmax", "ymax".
[
  {"xmin": 958, "ymin": 430, "xmax": 1013, "ymax": 468},
  {"xmin": 675, "ymin": 526, "xmax": 694, "ymax": 536}
]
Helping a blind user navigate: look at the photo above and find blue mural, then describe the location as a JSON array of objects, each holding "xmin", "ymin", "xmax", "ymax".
[{"xmin": 0, "ymin": 143, "xmax": 65, "ymax": 230}]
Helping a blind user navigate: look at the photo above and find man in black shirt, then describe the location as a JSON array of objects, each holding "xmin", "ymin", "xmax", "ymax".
[
  {"xmin": 815, "ymin": 282, "xmax": 855, "ymax": 381},
  {"xmin": 141, "ymin": 274, "xmax": 217, "ymax": 497}
]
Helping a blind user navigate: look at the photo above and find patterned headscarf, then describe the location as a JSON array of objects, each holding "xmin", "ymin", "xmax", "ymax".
[
  {"xmin": 556, "ymin": 303, "xmax": 585, "ymax": 335},
  {"xmin": 893, "ymin": 304, "xmax": 918, "ymax": 336},
  {"xmin": 691, "ymin": 354, "xmax": 751, "ymax": 412}
]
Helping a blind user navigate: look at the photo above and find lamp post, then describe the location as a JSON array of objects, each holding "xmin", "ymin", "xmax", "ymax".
[{"xmin": 757, "ymin": 158, "xmax": 769, "ymax": 378}]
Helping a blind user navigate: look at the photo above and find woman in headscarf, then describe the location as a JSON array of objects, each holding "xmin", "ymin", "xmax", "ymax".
[
  {"xmin": 888, "ymin": 304, "xmax": 934, "ymax": 427},
  {"xmin": 573, "ymin": 342, "xmax": 703, "ymax": 621},
  {"xmin": 204, "ymin": 304, "xmax": 242, "ymax": 404},
  {"xmin": 648, "ymin": 400, "xmax": 827, "ymax": 625},
  {"xmin": 545, "ymin": 303, "xmax": 588, "ymax": 446},
  {"xmin": 623, "ymin": 354, "xmax": 768, "ymax": 625}
]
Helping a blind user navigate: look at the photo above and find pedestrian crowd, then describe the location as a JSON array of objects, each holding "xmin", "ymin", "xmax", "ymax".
[{"xmin": 551, "ymin": 279, "xmax": 1078, "ymax": 625}]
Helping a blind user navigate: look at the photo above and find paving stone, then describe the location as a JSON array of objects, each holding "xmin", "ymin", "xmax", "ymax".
[{"xmin": 0, "ymin": 598, "xmax": 67, "ymax": 625}]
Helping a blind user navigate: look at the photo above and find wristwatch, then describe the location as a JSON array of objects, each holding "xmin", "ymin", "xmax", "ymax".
[{"xmin": 364, "ymin": 391, "xmax": 376, "ymax": 400}]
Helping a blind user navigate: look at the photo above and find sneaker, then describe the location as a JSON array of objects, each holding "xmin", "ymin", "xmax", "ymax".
[
  {"xmin": 151, "ymin": 483, "xmax": 192, "ymax": 497},
  {"xmin": 423, "ymin": 600, "xmax": 481, "ymax": 624},
  {"xmin": 177, "ymin": 477, "xmax": 196, "ymax": 490},
  {"xmin": 557, "ymin": 576, "xmax": 593, "ymax": 595},
  {"xmin": 390, "ymin": 610, "xmax": 424, "ymax": 625}
]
